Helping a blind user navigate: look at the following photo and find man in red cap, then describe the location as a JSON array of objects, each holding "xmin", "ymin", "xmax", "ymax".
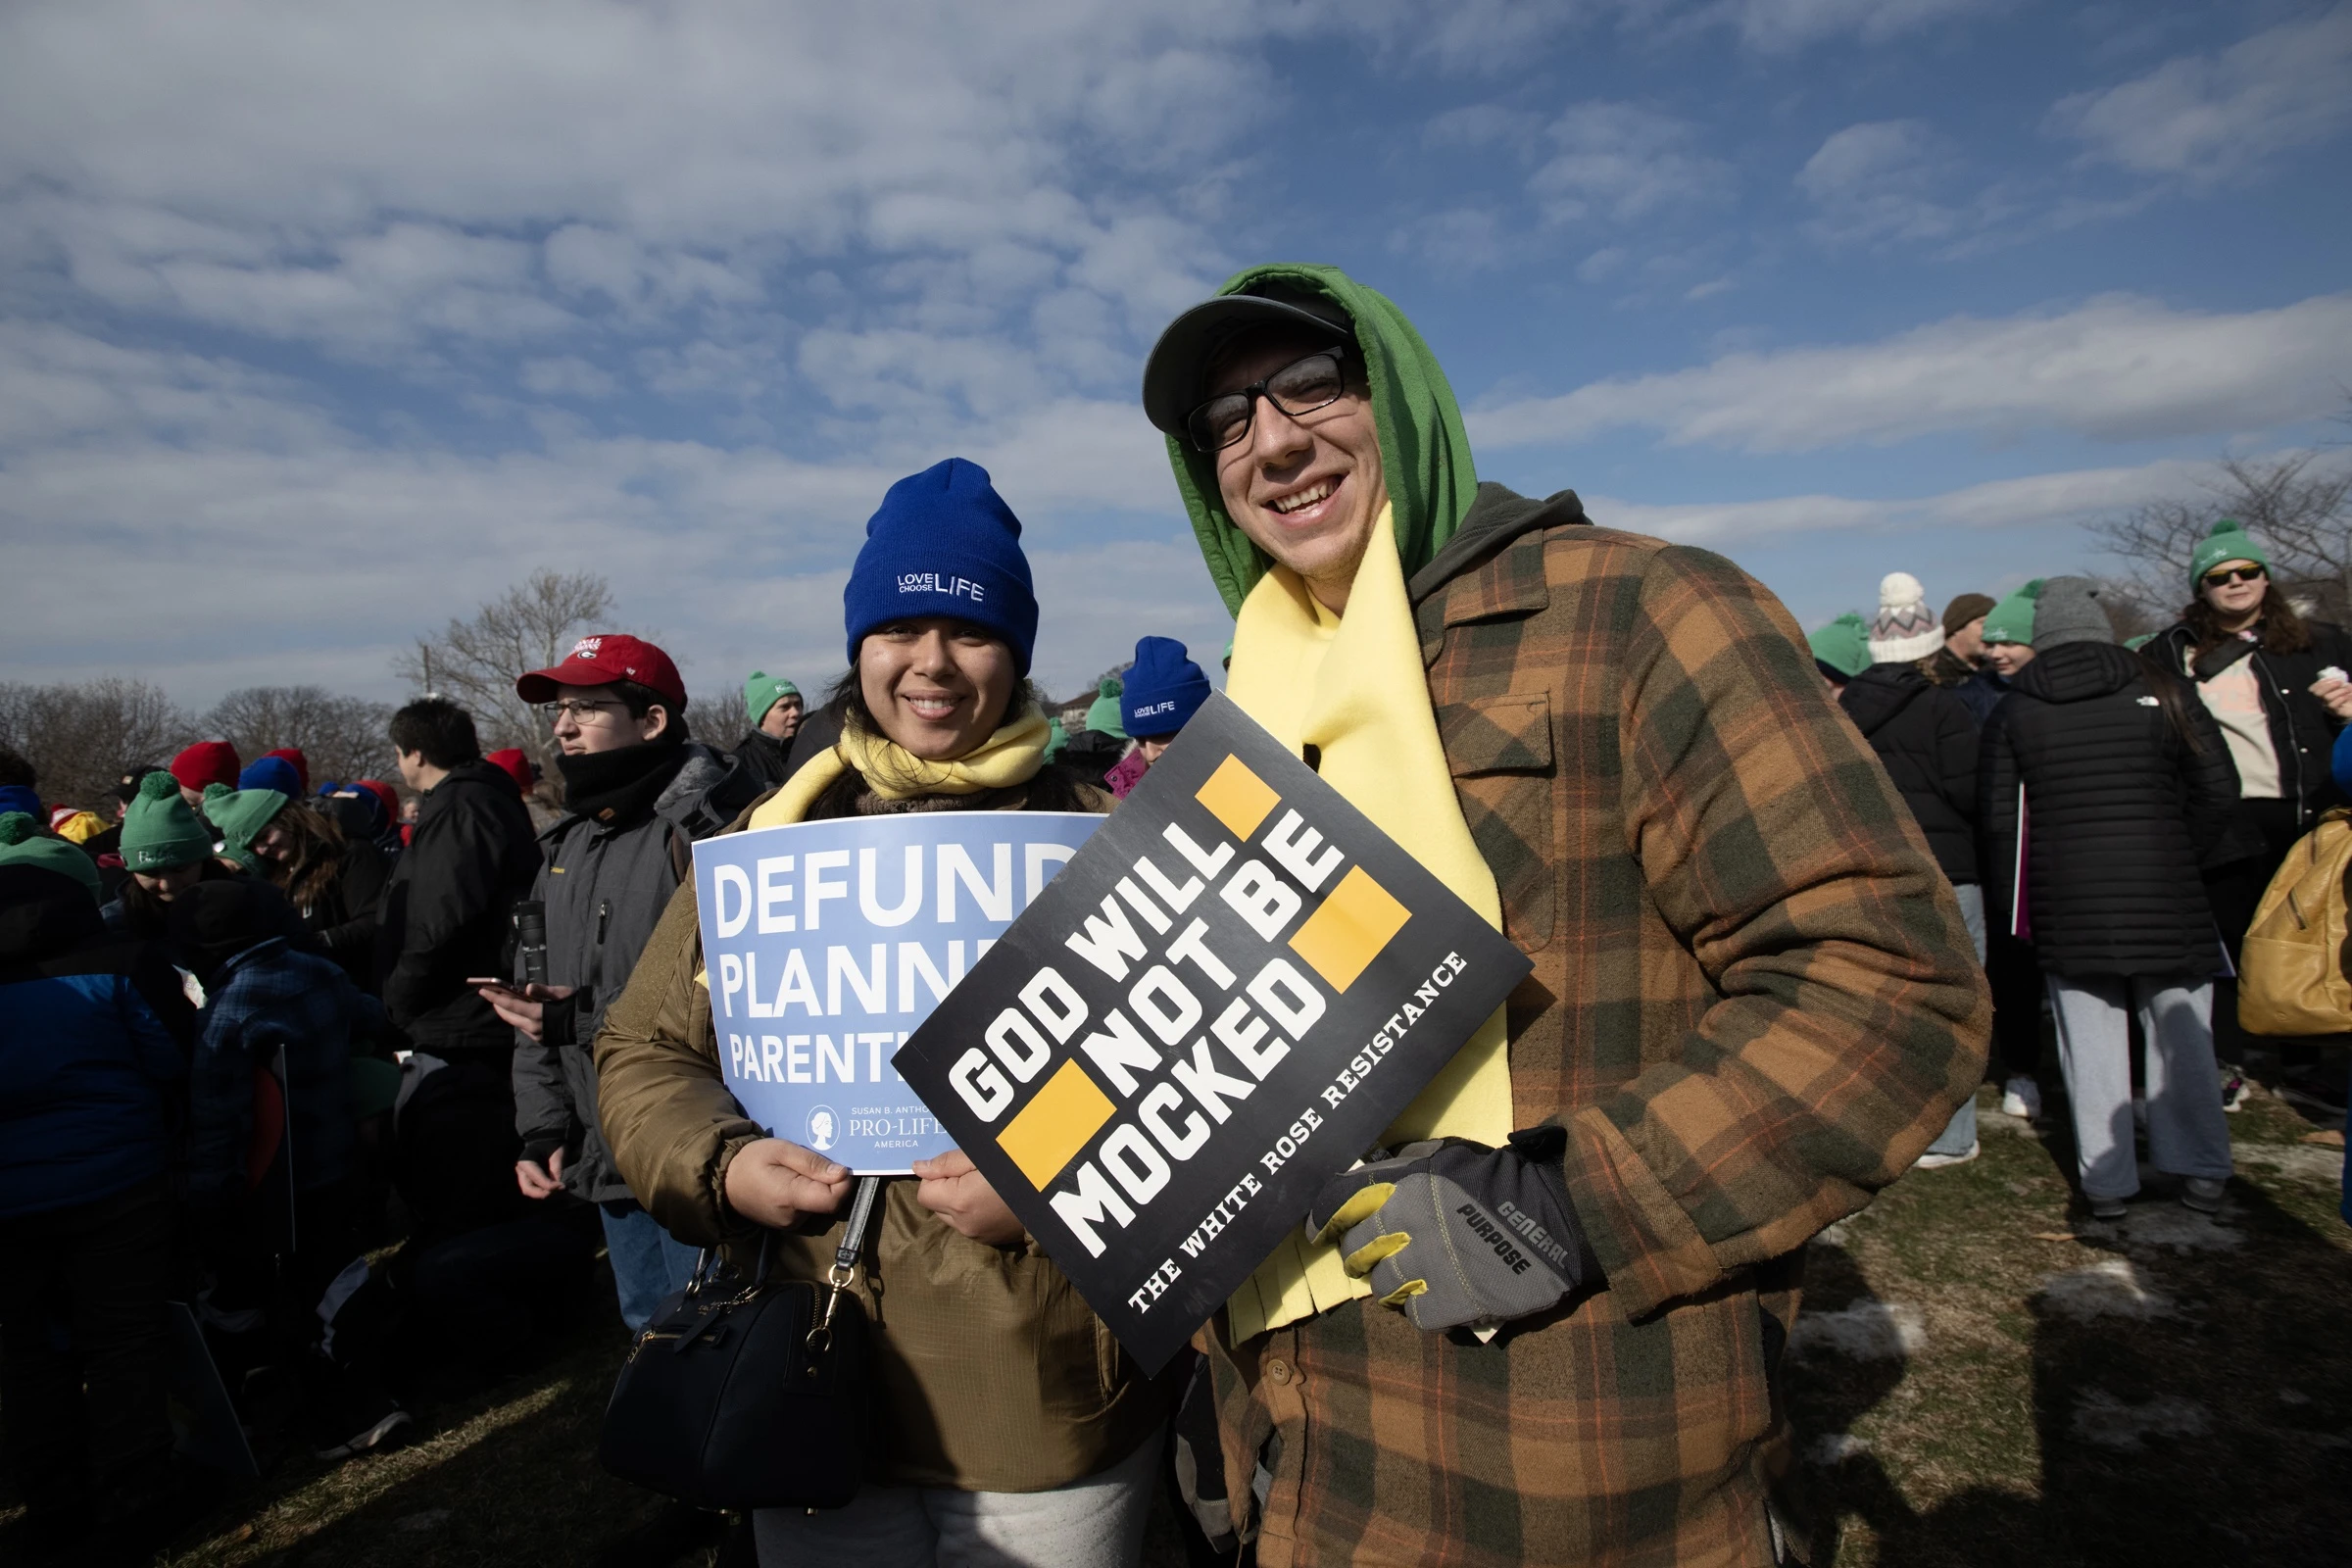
[
  {"xmin": 480, "ymin": 633, "xmax": 755, "ymax": 1332},
  {"xmin": 170, "ymin": 741, "xmax": 240, "ymax": 809}
]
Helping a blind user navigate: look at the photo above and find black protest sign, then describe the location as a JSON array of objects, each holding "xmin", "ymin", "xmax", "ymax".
[{"xmin": 893, "ymin": 694, "xmax": 1532, "ymax": 1373}]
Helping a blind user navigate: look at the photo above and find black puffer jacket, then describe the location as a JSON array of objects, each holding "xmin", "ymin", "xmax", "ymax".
[
  {"xmin": 376, "ymin": 760, "xmax": 542, "ymax": 1058},
  {"xmin": 2150, "ymin": 617, "xmax": 2352, "ymax": 834},
  {"xmin": 1840, "ymin": 662, "xmax": 1980, "ymax": 883},
  {"xmin": 1980, "ymin": 643, "xmax": 2239, "ymax": 978}
]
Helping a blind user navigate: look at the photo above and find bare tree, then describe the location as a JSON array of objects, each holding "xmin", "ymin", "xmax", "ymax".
[
  {"xmin": 2092, "ymin": 449, "xmax": 2352, "ymax": 630},
  {"xmin": 392, "ymin": 570, "xmax": 618, "ymax": 794},
  {"xmin": 203, "ymin": 686, "xmax": 397, "ymax": 785},
  {"xmin": 0, "ymin": 678, "xmax": 195, "ymax": 808}
]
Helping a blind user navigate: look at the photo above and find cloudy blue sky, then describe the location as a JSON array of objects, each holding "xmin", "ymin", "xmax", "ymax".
[{"xmin": 3, "ymin": 0, "xmax": 2347, "ymax": 712}]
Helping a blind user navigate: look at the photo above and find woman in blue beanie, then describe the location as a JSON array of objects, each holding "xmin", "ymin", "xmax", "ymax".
[
  {"xmin": 1105, "ymin": 636, "xmax": 1214, "ymax": 799},
  {"xmin": 594, "ymin": 458, "xmax": 1167, "ymax": 1567}
]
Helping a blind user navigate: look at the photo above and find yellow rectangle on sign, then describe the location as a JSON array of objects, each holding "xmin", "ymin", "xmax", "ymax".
[
  {"xmin": 998, "ymin": 1058, "xmax": 1117, "ymax": 1190},
  {"xmin": 1289, "ymin": 864, "xmax": 1411, "ymax": 994},
  {"xmin": 1195, "ymin": 755, "xmax": 1281, "ymax": 842}
]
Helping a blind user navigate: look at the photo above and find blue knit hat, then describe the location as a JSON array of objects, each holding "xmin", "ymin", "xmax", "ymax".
[
  {"xmin": 843, "ymin": 459, "xmax": 1039, "ymax": 676},
  {"xmin": 0, "ymin": 785, "xmax": 40, "ymax": 819},
  {"xmin": 237, "ymin": 756, "xmax": 301, "ymax": 796},
  {"xmin": 1122, "ymin": 637, "xmax": 1212, "ymax": 739}
]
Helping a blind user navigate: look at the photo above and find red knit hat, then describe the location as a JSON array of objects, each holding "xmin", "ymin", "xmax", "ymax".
[
  {"xmin": 262, "ymin": 747, "xmax": 311, "ymax": 794},
  {"xmin": 514, "ymin": 633, "xmax": 686, "ymax": 710},
  {"xmin": 171, "ymin": 740, "xmax": 241, "ymax": 793},
  {"xmin": 355, "ymin": 778, "xmax": 401, "ymax": 826},
  {"xmin": 484, "ymin": 748, "xmax": 536, "ymax": 797}
]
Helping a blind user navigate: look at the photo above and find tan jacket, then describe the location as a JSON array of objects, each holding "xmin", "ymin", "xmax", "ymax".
[{"xmin": 593, "ymin": 781, "xmax": 1168, "ymax": 1493}]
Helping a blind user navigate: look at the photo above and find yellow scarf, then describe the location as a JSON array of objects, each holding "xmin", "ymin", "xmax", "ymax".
[
  {"xmin": 748, "ymin": 706, "xmax": 1054, "ymax": 830},
  {"xmin": 694, "ymin": 708, "xmax": 1055, "ymax": 993},
  {"xmin": 1221, "ymin": 506, "xmax": 1514, "ymax": 1342}
]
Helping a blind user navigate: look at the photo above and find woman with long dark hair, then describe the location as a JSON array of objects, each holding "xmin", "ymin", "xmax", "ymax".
[
  {"xmin": 595, "ymin": 460, "xmax": 1166, "ymax": 1566},
  {"xmin": 241, "ymin": 796, "xmax": 391, "ymax": 991},
  {"xmin": 2150, "ymin": 518, "xmax": 2352, "ymax": 1098}
]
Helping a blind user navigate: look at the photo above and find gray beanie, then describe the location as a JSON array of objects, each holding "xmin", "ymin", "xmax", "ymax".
[{"xmin": 2031, "ymin": 576, "xmax": 2112, "ymax": 651}]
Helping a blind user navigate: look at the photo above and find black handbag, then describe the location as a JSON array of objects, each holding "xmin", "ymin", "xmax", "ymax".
[{"xmin": 599, "ymin": 1176, "xmax": 883, "ymax": 1510}]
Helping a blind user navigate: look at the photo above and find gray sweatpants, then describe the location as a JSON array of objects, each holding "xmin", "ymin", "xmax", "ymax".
[
  {"xmin": 2045, "ymin": 974, "xmax": 2233, "ymax": 1200},
  {"xmin": 755, "ymin": 1428, "xmax": 1158, "ymax": 1567},
  {"xmin": 1923, "ymin": 884, "xmax": 1988, "ymax": 1157}
]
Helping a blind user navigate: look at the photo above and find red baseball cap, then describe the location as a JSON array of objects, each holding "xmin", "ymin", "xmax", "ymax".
[
  {"xmin": 515, "ymin": 633, "xmax": 686, "ymax": 710},
  {"xmin": 355, "ymin": 778, "xmax": 401, "ymax": 826}
]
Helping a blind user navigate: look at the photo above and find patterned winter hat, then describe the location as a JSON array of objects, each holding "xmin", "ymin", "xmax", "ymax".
[{"xmin": 1867, "ymin": 572, "xmax": 1944, "ymax": 664}]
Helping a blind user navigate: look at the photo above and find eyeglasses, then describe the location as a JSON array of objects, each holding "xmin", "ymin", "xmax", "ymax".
[
  {"xmin": 1184, "ymin": 351, "xmax": 1351, "ymax": 453},
  {"xmin": 2201, "ymin": 565, "xmax": 2266, "ymax": 588},
  {"xmin": 540, "ymin": 699, "xmax": 625, "ymax": 722}
]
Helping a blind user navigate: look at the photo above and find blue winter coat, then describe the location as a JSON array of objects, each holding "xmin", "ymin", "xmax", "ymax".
[
  {"xmin": 186, "ymin": 937, "xmax": 382, "ymax": 1213},
  {"xmin": 0, "ymin": 867, "xmax": 193, "ymax": 1219}
]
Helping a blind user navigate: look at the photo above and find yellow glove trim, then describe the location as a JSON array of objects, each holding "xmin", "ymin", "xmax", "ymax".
[
  {"xmin": 1310, "ymin": 1182, "xmax": 1396, "ymax": 1246},
  {"xmin": 1378, "ymin": 1279, "xmax": 1429, "ymax": 1307},
  {"xmin": 1343, "ymin": 1232, "xmax": 1413, "ymax": 1277}
]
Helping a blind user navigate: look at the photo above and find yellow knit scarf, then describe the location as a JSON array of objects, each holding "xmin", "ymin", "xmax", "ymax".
[
  {"xmin": 1221, "ymin": 507, "xmax": 1514, "ymax": 1343},
  {"xmin": 748, "ymin": 706, "xmax": 1054, "ymax": 830}
]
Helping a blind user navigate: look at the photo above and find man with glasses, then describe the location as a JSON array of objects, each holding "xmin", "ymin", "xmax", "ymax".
[
  {"xmin": 1140, "ymin": 267, "xmax": 1989, "ymax": 1564},
  {"xmin": 481, "ymin": 634, "xmax": 754, "ymax": 1331}
]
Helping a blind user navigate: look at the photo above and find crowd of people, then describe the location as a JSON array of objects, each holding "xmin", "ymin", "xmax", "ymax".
[{"xmin": 3, "ymin": 261, "xmax": 2345, "ymax": 1568}]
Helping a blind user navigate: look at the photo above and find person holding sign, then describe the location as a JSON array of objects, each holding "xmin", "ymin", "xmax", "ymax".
[
  {"xmin": 594, "ymin": 459, "xmax": 1168, "ymax": 1565},
  {"xmin": 1104, "ymin": 635, "xmax": 1214, "ymax": 799},
  {"xmin": 1140, "ymin": 267, "xmax": 1990, "ymax": 1564}
]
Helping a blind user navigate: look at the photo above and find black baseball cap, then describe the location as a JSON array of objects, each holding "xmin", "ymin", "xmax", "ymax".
[{"xmin": 1141, "ymin": 283, "xmax": 1357, "ymax": 439}]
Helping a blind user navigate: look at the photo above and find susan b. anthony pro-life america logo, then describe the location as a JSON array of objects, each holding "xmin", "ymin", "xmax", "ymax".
[{"xmin": 806, "ymin": 1105, "xmax": 839, "ymax": 1152}]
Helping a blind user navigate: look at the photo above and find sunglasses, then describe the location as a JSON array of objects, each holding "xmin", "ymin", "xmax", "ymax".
[
  {"xmin": 1184, "ymin": 350, "xmax": 1351, "ymax": 453},
  {"xmin": 2202, "ymin": 565, "xmax": 2266, "ymax": 588}
]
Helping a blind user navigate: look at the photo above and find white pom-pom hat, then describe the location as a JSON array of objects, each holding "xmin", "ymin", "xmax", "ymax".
[{"xmin": 1867, "ymin": 571, "xmax": 1944, "ymax": 663}]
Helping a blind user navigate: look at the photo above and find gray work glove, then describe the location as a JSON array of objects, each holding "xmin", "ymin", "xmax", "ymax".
[{"xmin": 1305, "ymin": 1126, "xmax": 1593, "ymax": 1334}]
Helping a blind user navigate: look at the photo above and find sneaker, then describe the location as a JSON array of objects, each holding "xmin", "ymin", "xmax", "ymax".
[
  {"xmin": 1914, "ymin": 1141, "xmax": 1979, "ymax": 1169},
  {"xmin": 318, "ymin": 1404, "xmax": 411, "ymax": 1461},
  {"xmin": 2221, "ymin": 1074, "xmax": 2249, "ymax": 1112},
  {"xmin": 2086, "ymin": 1195, "xmax": 2128, "ymax": 1221},
  {"xmin": 2181, "ymin": 1177, "xmax": 2227, "ymax": 1214},
  {"xmin": 2000, "ymin": 1076, "xmax": 2042, "ymax": 1119}
]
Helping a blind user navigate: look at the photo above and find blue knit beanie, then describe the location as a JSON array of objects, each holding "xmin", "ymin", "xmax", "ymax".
[
  {"xmin": 1122, "ymin": 637, "xmax": 1212, "ymax": 739},
  {"xmin": 0, "ymin": 784, "xmax": 40, "ymax": 819},
  {"xmin": 843, "ymin": 459, "xmax": 1039, "ymax": 676},
  {"xmin": 238, "ymin": 756, "xmax": 301, "ymax": 796}
]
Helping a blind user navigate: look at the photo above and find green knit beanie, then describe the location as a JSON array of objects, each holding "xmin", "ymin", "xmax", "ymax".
[
  {"xmin": 2187, "ymin": 518, "xmax": 2270, "ymax": 590},
  {"xmin": 1044, "ymin": 714, "xmax": 1068, "ymax": 762},
  {"xmin": 0, "ymin": 811, "xmax": 101, "ymax": 900},
  {"xmin": 743, "ymin": 670, "xmax": 801, "ymax": 726},
  {"xmin": 1982, "ymin": 579, "xmax": 2044, "ymax": 646},
  {"xmin": 1085, "ymin": 676, "xmax": 1127, "ymax": 739},
  {"xmin": 1807, "ymin": 612, "xmax": 1872, "ymax": 680},
  {"xmin": 203, "ymin": 783, "xmax": 291, "ymax": 871},
  {"xmin": 122, "ymin": 771, "xmax": 213, "ymax": 873}
]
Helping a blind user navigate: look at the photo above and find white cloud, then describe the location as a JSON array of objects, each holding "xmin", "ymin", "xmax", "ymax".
[
  {"xmin": 1696, "ymin": 0, "xmax": 2007, "ymax": 51},
  {"xmin": 520, "ymin": 357, "xmax": 619, "ymax": 399},
  {"xmin": 1472, "ymin": 292, "xmax": 2352, "ymax": 453},
  {"xmin": 2052, "ymin": 6, "xmax": 2352, "ymax": 182},
  {"xmin": 1587, "ymin": 456, "xmax": 2221, "ymax": 546},
  {"xmin": 1531, "ymin": 103, "xmax": 1734, "ymax": 225}
]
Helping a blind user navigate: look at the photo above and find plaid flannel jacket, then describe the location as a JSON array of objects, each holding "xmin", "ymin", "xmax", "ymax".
[{"xmin": 1200, "ymin": 485, "xmax": 1989, "ymax": 1567}]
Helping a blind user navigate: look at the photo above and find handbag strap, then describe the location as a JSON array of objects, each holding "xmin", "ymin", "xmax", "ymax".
[{"xmin": 807, "ymin": 1175, "xmax": 882, "ymax": 1358}]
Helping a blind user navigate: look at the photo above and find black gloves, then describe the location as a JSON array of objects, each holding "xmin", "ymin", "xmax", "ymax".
[{"xmin": 1306, "ymin": 1126, "xmax": 1594, "ymax": 1334}]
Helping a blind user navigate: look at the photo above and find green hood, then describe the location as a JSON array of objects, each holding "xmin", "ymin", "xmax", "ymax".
[{"xmin": 1166, "ymin": 264, "xmax": 1479, "ymax": 616}]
